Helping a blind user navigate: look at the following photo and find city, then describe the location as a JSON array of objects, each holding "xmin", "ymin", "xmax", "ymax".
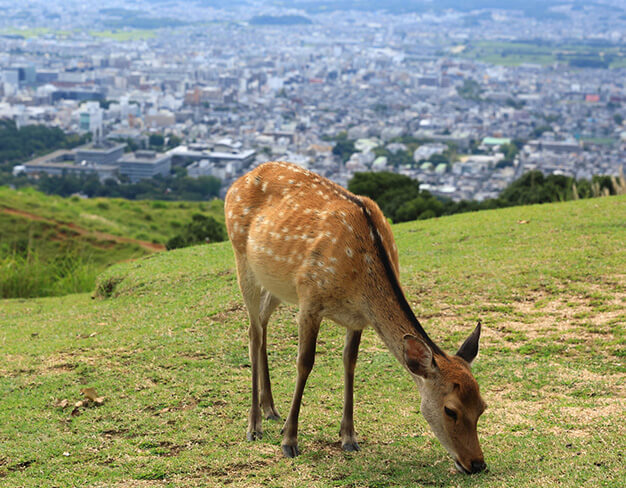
[{"xmin": 1, "ymin": 0, "xmax": 625, "ymax": 201}]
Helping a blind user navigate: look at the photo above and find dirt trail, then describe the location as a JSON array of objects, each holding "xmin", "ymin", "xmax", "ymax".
[{"xmin": 0, "ymin": 206, "xmax": 165, "ymax": 252}]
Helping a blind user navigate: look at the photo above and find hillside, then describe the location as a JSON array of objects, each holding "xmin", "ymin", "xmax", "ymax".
[
  {"xmin": 0, "ymin": 186, "xmax": 224, "ymax": 246},
  {"xmin": 0, "ymin": 187, "xmax": 225, "ymax": 297},
  {"xmin": 0, "ymin": 196, "xmax": 624, "ymax": 487}
]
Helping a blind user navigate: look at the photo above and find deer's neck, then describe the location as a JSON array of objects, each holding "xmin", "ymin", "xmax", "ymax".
[{"xmin": 366, "ymin": 282, "xmax": 444, "ymax": 367}]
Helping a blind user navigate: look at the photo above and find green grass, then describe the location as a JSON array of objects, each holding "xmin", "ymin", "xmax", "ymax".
[{"xmin": 0, "ymin": 195, "xmax": 624, "ymax": 486}]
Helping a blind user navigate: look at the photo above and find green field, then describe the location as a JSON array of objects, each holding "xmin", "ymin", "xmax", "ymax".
[
  {"xmin": 89, "ymin": 30, "xmax": 157, "ymax": 41},
  {"xmin": 0, "ymin": 195, "xmax": 624, "ymax": 486},
  {"xmin": 0, "ymin": 27, "xmax": 156, "ymax": 41},
  {"xmin": 455, "ymin": 40, "xmax": 626, "ymax": 68}
]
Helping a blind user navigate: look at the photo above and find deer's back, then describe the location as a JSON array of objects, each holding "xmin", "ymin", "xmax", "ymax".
[{"xmin": 225, "ymin": 162, "xmax": 399, "ymax": 317}]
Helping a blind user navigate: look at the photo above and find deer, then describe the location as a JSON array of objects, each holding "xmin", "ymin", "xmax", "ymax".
[{"xmin": 224, "ymin": 161, "xmax": 487, "ymax": 474}]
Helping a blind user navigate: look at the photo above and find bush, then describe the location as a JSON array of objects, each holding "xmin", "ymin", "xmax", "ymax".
[{"xmin": 166, "ymin": 214, "xmax": 227, "ymax": 250}]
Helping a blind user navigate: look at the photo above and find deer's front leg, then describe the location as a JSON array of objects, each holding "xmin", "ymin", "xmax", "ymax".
[
  {"xmin": 340, "ymin": 329, "xmax": 362, "ymax": 451},
  {"xmin": 281, "ymin": 309, "xmax": 321, "ymax": 458}
]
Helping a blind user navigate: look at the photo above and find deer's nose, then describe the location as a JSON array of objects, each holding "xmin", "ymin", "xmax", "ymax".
[{"xmin": 470, "ymin": 460, "xmax": 487, "ymax": 473}]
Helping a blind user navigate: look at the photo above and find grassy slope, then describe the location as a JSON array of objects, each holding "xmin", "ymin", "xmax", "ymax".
[
  {"xmin": 0, "ymin": 186, "xmax": 224, "ymax": 246},
  {"xmin": 0, "ymin": 196, "xmax": 624, "ymax": 487}
]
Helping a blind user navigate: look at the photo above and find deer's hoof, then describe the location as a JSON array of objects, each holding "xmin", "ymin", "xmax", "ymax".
[
  {"xmin": 281, "ymin": 444, "xmax": 300, "ymax": 458},
  {"xmin": 265, "ymin": 408, "xmax": 281, "ymax": 421},
  {"xmin": 342, "ymin": 441, "xmax": 360, "ymax": 452},
  {"xmin": 246, "ymin": 430, "xmax": 262, "ymax": 441}
]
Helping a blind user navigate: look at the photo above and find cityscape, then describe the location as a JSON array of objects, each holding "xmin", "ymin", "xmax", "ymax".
[{"xmin": 2, "ymin": 0, "xmax": 626, "ymax": 201}]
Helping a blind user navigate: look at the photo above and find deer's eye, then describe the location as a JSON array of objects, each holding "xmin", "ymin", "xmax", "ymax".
[{"xmin": 444, "ymin": 407, "xmax": 458, "ymax": 421}]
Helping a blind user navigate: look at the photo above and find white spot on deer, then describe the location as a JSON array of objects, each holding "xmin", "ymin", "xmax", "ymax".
[
  {"xmin": 331, "ymin": 237, "xmax": 337, "ymax": 244},
  {"xmin": 304, "ymin": 208, "xmax": 312, "ymax": 215},
  {"xmin": 266, "ymin": 248, "xmax": 273, "ymax": 256},
  {"xmin": 288, "ymin": 179, "xmax": 294, "ymax": 184},
  {"xmin": 228, "ymin": 211, "xmax": 233, "ymax": 219},
  {"xmin": 235, "ymin": 195, "xmax": 241, "ymax": 202},
  {"xmin": 243, "ymin": 207, "xmax": 250, "ymax": 216},
  {"xmin": 261, "ymin": 182, "xmax": 268, "ymax": 193},
  {"xmin": 277, "ymin": 175, "xmax": 284, "ymax": 181},
  {"xmin": 345, "ymin": 247, "xmax": 353, "ymax": 258},
  {"xmin": 369, "ymin": 229, "xmax": 375, "ymax": 241},
  {"xmin": 329, "ymin": 256, "xmax": 337, "ymax": 263},
  {"xmin": 326, "ymin": 266, "xmax": 336, "ymax": 274}
]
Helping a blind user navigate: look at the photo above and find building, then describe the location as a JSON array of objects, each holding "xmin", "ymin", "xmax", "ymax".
[
  {"xmin": 20, "ymin": 150, "xmax": 117, "ymax": 181},
  {"xmin": 75, "ymin": 141, "xmax": 126, "ymax": 166},
  {"xmin": 118, "ymin": 150, "xmax": 172, "ymax": 183},
  {"xmin": 169, "ymin": 144, "xmax": 256, "ymax": 173}
]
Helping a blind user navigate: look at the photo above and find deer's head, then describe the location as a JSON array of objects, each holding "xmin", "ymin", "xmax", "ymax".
[{"xmin": 403, "ymin": 322, "xmax": 486, "ymax": 474}]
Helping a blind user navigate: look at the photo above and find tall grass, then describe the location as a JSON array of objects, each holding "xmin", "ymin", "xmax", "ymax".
[{"xmin": 0, "ymin": 248, "xmax": 99, "ymax": 299}]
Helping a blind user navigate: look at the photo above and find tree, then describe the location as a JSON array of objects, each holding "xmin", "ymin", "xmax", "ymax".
[
  {"xmin": 332, "ymin": 139, "xmax": 356, "ymax": 163},
  {"xmin": 149, "ymin": 133, "xmax": 164, "ymax": 147},
  {"xmin": 531, "ymin": 125, "xmax": 553, "ymax": 138},
  {"xmin": 166, "ymin": 214, "xmax": 227, "ymax": 250},
  {"xmin": 167, "ymin": 135, "xmax": 182, "ymax": 148}
]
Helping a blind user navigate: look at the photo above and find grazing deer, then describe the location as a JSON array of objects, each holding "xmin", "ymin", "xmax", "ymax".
[{"xmin": 224, "ymin": 161, "xmax": 487, "ymax": 474}]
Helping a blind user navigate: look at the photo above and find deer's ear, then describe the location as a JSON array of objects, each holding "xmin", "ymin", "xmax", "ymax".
[
  {"xmin": 403, "ymin": 334, "xmax": 437, "ymax": 378},
  {"xmin": 456, "ymin": 321, "xmax": 482, "ymax": 366}
]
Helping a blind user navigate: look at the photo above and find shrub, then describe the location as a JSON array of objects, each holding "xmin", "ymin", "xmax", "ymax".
[{"xmin": 166, "ymin": 214, "xmax": 227, "ymax": 250}]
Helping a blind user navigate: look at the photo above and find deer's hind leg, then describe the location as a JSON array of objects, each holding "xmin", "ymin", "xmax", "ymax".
[
  {"xmin": 259, "ymin": 290, "xmax": 281, "ymax": 420},
  {"xmin": 234, "ymin": 253, "xmax": 264, "ymax": 441}
]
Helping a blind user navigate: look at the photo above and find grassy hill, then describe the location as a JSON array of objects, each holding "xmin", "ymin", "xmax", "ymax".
[
  {"xmin": 0, "ymin": 195, "xmax": 624, "ymax": 487},
  {"xmin": 0, "ymin": 187, "xmax": 224, "ymax": 297},
  {"xmin": 0, "ymin": 186, "xmax": 224, "ymax": 245}
]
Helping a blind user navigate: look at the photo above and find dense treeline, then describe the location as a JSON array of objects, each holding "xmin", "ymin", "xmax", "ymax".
[
  {"xmin": 8, "ymin": 172, "xmax": 221, "ymax": 201},
  {"xmin": 348, "ymin": 170, "xmax": 622, "ymax": 223},
  {"xmin": 0, "ymin": 119, "xmax": 89, "ymax": 175}
]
